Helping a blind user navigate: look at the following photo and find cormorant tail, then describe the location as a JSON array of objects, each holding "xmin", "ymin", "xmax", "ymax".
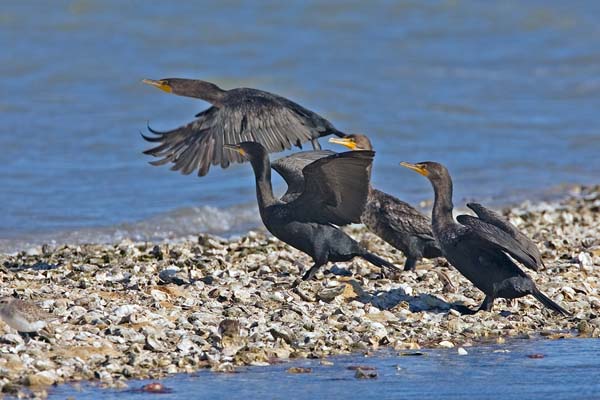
[
  {"xmin": 361, "ymin": 252, "xmax": 401, "ymax": 273},
  {"xmin": 532, "ymin": 289, "xmax": 571, "ymax": 316}
]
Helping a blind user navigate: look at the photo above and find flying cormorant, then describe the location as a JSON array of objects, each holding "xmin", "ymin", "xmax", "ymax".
[{"xmin": 142, "ymin": 78, "xmax": 346, "ymax": 176}]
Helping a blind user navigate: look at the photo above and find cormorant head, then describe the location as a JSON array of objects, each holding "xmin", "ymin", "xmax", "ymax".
[
  {"xmin": 142, "ymin": 78, "xmax": 224, "ymax": 101},
  {"xmin": 223, "ymin": 141, "xmax": 269, "ymax": 163},
  {"xmin": 328, "ymin": 134, "xmax": 373, "ymax": 151},
  {"xmin": 400, "ymin": 161, "xmax": 451, "ymax": 186}
]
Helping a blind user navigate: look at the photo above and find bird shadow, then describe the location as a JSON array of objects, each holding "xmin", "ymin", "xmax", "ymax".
[{"xmin": 338, "ymin": 280, "xmax": 471, "ymax": 314}]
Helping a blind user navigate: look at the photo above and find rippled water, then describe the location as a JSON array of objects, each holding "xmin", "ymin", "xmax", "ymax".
[
  {"xmin": 1, "ymin": 1, "xmax": 599, "ymax": 251},
  {"xmin": 50, "ymin": 338, "xmax": 600, "ymax": 400}
]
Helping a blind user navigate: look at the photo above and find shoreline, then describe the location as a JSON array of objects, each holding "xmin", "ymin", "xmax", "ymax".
[
  {"xmin": 1, "ymin": 185, "xmax": 599, "ymax": 397},
  {"xmin": 0, "ymin": 181, "xmax": 590, "ymax": 255}
]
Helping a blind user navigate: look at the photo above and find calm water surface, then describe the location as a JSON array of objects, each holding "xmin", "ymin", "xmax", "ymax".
[
  {"xmin": 50, "ymin": 338, "xmax": 600, "ymax": 400},
  {"xmin": 1, "ymin": 1, "xmax": 600, "ymax": 251}
]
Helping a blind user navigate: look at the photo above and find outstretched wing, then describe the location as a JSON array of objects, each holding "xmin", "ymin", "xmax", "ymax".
[
  {"xmin": 466, "ymin": 202, "xmax": 544, "ymax": 269},
  {"xmin": 287, "ymin": 150, "xmax": 375, "ymax": 226},
  {"xmin": 271, "ymin": 150, "xmax": 335, "ymax": 202},
  {"xmin": 456, "ymin": 214, "xmax": 540, "ymax": 271},
  {"xmin": 142, "ymin": 89, "xmax": 341, "ymax": 177}
]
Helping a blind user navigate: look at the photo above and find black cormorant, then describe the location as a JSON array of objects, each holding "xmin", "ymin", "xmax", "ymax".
[
  {"xmin": 400, "ymin": 161, "xmax": 569, "ymax": 315},
  {"xmin": 224, "ymin": 142, "xmax": 399, "ymax": 280},
  {"xmin": 329, "ymin": 134, "xmax": 442, "ymax": 271},
  {"xmin": 141, "ymin": 78, "xmax": 346, "ymax": 176}
]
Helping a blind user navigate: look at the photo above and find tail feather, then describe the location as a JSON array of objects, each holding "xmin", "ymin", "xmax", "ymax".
[
  {"xmin": 533, "ymin": 289, "xmax": 571, "ymax": 316},
  {"xmin": 361, "ymin": 252, "xmax": 401, "ymax": 273}
]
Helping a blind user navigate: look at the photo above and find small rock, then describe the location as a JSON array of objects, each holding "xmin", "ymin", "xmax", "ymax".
[
  {"xmin": 139, "ymin": 382, "xmax": 172, "ymax": 393},
  {"xmin": 578, "ymin": 252, "xmax": 593, "ymax": 270},
  {"xmin": 159, "ymin": 268, "xmax": 190, "ymax": 285},
  {"xmin": 270, "ymin": 328, "xmax": 294, "ymax": 344},
  {"xmin": 25, "ymin": 371, "xmax": 57, "ymax": 387},
  {"xmin": 457, "ymin": 347, "xmax": 468, "ymax": 356},
  {"xmin": 527, "ymin": 353, "xmax": 545, "ymax": 359},
  {"xmin": 347, "ymin": 365, "xmax": 377, "ymax": 371},
  {"xmin": 287, "ymin": 367, "xmax": 312, "ymax": 374},
  {"xmin": 438, "ymin": 340, "xmax": 454, "ymax": 348},
  {"xmin": 354, "ymin": 368, "xmax": 378, "ymax": 379},
  {"xmin": 317, "ymin": 285, "xmax": 346, "ymax": 302},
  {"xmin": 218, "ymin": 319, "xmax": 241, "ymax": 338}
]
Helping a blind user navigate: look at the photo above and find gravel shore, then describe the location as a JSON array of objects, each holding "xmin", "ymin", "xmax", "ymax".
[{"xmin": 1, "ymin": 185, "xmax": 599, "ymax": 397}]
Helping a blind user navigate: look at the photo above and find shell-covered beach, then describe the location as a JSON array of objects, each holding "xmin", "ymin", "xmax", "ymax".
[{"xmin": 1, "ymin": 185, "xmax": 598, "ymax": 397}]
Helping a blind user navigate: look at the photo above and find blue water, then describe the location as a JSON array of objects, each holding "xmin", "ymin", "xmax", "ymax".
[
  {"xmin": 1, "ymin": 1, "xmax": 600, "ymax": 251},
  {"xmin": 50, "ymin": 338, "xmax": 600, "ymax": 400}
]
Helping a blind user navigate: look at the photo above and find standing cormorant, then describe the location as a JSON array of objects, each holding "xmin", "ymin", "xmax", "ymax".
[
  {"xmin": 224, "ymin": 142, "xmax": 399, "ymax": 280},
  {"xmin": 329, "ymin": 134, "xmax": 442, "ymax": 271},
  {"xmin": 141, "ymin": 78, "xmax": 346, "ymax": 176},
  {"xmin": 400, "ymin": 161, "xmax": 569, "ymax": 315}
]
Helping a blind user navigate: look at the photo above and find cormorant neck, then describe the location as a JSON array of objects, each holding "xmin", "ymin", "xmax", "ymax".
[
  {"xmin": 249, "ymin": 155, "xmax": 277, "ymax": 210},
  {"xmin": 182, "ymin": 81, "xmax": 226, "ymax": 106},
  {"xmin": 431, "ymin": 177, "xmax": 455, "ymax": 231}
]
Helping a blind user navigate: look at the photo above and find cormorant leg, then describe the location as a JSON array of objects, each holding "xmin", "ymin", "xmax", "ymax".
[
  {"xmin": 310, "ymin": 138, "xmax": 321, "ymax": 150},
  {"xmin": 403, "ymin": 258, "xmax": 417, "ymax": 271},
  {"xmin": 302, "ymin": 262, "xmax": 324, "ymax": 281},
  {"xmin": 477, "ymin": 295, "xmax": 495, "ymax": 312}
]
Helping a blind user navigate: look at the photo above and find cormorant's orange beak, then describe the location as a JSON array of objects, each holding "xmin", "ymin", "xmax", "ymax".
[
  {"xmin": 328, "ymin": 137, "xmax": 357, "ymax": 150},
  {"xmin": 223, "ymin": 144, "xmax": 246, "ymax": 156},
  {"xmin": 142, "ymin": 79, "xmax": 173, "ymax": 93},
  {"xmin": 400, "ymin": 162, "xmax": 429, "ymax": 176}
]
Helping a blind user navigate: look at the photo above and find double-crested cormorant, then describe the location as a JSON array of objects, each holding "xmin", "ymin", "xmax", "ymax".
[
  {"xmin": 224, "ymin": 142, "xmax": 399, "ymax": 280},
  {"xmin": 141, "ymin": 78, "xmax": 346, "ymax": 176},
  {"xmin": 328, "ymin": 134, "xmax": 442, "ymax": 271},
  {"xmin": 400, "ymin": 161, "xmax": 569, "ymax": 315}
]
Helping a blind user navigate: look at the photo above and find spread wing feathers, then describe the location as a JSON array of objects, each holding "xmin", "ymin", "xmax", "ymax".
[
  {"xmin": 287, "ymin": 150, "xmax": 375, "ymax": 226},
  {"xmin": 142, "ymin": 95, "xmax": 326, "ymax": 176},
  {"xmin": 366, "ymin": 189, "xmax": 435, "ymax": 240},
  {"xmin": 456, "ymin": 215, "xmax": 540, "ymax": 271},
  {"xmin": 271, "ymin": 150, "xmax": 336, "ymax": 203},
  {"xmin": 466, "ymin": 202, "xmax": 544, "ymax": 269}
]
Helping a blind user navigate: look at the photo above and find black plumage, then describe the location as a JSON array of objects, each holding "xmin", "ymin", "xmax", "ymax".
[
  {"xmin": 400, "ymin": 161, "xmax": 569, "ymax": 315},
  {"xmin": 329, "ymin": 134, "xmax": 442, "ymax": 271},
  {"xmin": 225, "ymin": 142, "xmax": 399, "ymax": 281},
  {"xmin": 271, "ymin": 150, "xmax": 335, "ymax": 202},
  {"xmin": 457, "ymin": 203, "xmax": 545, "ymax": 270},
  {"xmin": 141, "ymin": 78, "xmax": 346, "ymax": 176}
]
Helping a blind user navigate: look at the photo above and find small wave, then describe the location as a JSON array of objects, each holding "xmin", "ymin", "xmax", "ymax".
[{"xmin": 0, "ymin": 204, "xmax": 262, "ymax": 254}]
